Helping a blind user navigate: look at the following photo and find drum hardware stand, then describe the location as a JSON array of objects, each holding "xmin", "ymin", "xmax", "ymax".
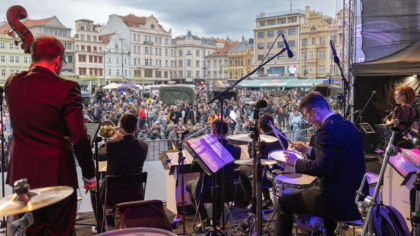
[
  {"xmin": 8, "ymin": 179, "xmax": 35, "ymax": 236},
  {"xmin": 92, "ymin": 136, "xmax": 105, "ymax": 233},
  {"xmin": 411, "ymin": 167, "xmax": 420, "ymax": 236},
  {"xmin": 356, "ymin": 126, "xmax": 399, "ymax": 236}
]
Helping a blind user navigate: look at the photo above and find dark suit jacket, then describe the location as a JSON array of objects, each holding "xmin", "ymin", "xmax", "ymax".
[
  {"xmin": 98, "ymin": 135, "xmax": 148, "ymax": 175},
  {"xmin": 5, "ymin": 66, "xmax": 95, "ymax": 189},
  {"xmin": 295, "ymin": 114, "xmax": 366, "ymax": 220}
]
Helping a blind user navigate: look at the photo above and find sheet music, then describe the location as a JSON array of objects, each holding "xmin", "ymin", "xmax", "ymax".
[
  {"xmin": 166, "ymin": 150, "xmax": 194, "ymax": 167},
  {"xmin": 186, "ymin": 133, "xmax": 234, "ymax": 173}
]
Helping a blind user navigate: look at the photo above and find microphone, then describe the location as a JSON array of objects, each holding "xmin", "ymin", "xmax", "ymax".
[
  {"xmin": 330, "ymin": 40, "xmax": 340, "ymax": 64},
  {"xmin": 282, "ymin": 34, "xmax": 293, "ymax": 58},
  {"xmin": 372, "ymin": 90, "xmax": 376, "ymax": 95}
]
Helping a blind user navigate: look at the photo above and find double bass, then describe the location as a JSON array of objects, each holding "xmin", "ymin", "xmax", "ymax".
[{"xmin": 6, "ymin": 5, "xmax": 34, "ymax": 54}]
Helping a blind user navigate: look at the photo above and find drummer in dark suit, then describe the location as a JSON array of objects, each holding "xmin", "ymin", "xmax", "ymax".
[
  {"xmin": 186, "ymin": 119, "xmax": 241, "ymax": 227},
  {"xmin": 275, "ymin": 92, "xmax": 367, "ymax": 236},
  {"xmin": 239, "ymin": 113, "xmax": 288, "ymax": 208}
]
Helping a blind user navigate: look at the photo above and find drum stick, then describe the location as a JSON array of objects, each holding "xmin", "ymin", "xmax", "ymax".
[{"xmin": 267, "ymin": 121, "xmax": 291, "ymax": 148}]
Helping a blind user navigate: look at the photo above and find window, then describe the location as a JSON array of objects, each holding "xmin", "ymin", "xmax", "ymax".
[
  {"xmin": 116, "ymin": 69, "xmax": 120, "ymax": 76},
  {"xmin": 93, "ymin": 36, "xmax": 97, "ymax": 41},
  {"xmin": 277, "ymin": 41, "xmax": 284, "ymax": 48},
  {"xmin": 187, "ymin": 71, "xmax": 191, "ymax": 78},
  {"xmin": 288, "ymin": 28, "xmax": 296, "ymax": 35},
  {"xmin": 1, "ymin": 56, "xmax": 5, "ymax": 63},
  {"xmin": 319, "ymin": 50, "xmax": 326, "ymax": 59},
  {"xmin": 267, "ymin": 42, "xmax": 274, "ymax": 48},
  {"xmin": 196, "ymin": 60, "xmax": 200, "ymax": 67},
  {"xmin": 312, "ymin": 38, "xmax": 316, "ymax": 45},
  {"xmin": 278, "ymin": 53, "xmax": 284, "ymax": 59},
  {"xmin": 196, "ymin": 50, "xmax": 200, "ymax": 56},
  {"xmin": 318, "ymin": 65, "xmax": 325, "ymax": 73},
  {"xmin": 310, "ymin": 51, "xmax": 313, "ymax": 59},
  {"xmin": 87, "ymin": 46, "xmax": 91, "ymax": 52},
  {"xmin": 24, "ymin": 57, "xmax": 28, "ymax": 64},
  {"xmin": 258, "ymin": 55, "xmax": 264, "ymax": 61},
  {"xmin": 187, "ymin": 59, "xmax": 191, "ymax": 67},
  {"xmin": 302, "ymin": 52, "xmax": 307, "ymax": 59},
  {"xmin": 9, "ymin": 43, "xmax": 13, "ymax": 49},
  {"xmin": 165, "ymin": 49, "xmax": 168, "ymax": 56},
  {"xmin": 196, "ymin": 71, "xmax": 200, "ymax": 77},
  {"xmin": 87, "ymin": 35, "xmax": 91, "ymax": 41},
  {"xmin": 289, "ymin": 40, "xmax": 295, "ymax": 47},
  {"xmin": 156, "ymin": 70, "xmax": 161, "ymax": 78},
  {"xmin": 108, "ymin": 57, "xmax": 111, "ymax": 63},
  {"xmin": 145, "ymin": 69, "xmax": 153, "ymax": 77},
  {"xmin": 145, "ymin": 59, "xmax": 149, "ymax": 66},
  {"xmin": 1, "ymin": 69, "xmax": 5, "ymax": 76},
  {"xmin": 0, "ymin": 42, "xmax": 4, "ymax": 49},
  {"xmin": 302, "ymin": 38, "xmax": 307, "ymax": 46},
  {"xmin": 179, "ymin": 50, "xmax": 182, "ymax": 56},
  {"xmin": 277, "ymin": 30, "xmax": 284, "ymax": 36},
  {"xmin": 257, "ymin": 32, "xmax": 264, "ymax": 38},
  {"xmin": 108, "ymin": 69, "xmax": 111, "ymax": 76},
  {"xmin": 133, "ymin": 34, "xmax": 136, "ymax": 41},
  {"xmin": 10, "ymin": 56, "xmax": 14, "ymax": 63},
  {"xmin": 290, "ymin": 17, "xmax": 297, "ymax": 23},
  {"xmin": 258, "ymin": 43, "xmax": 264, "ymax": 49},
  {"xmin": 178, "ymin": 60, "xmax": 182, "ymax": 67},
  {"xmin": 268, "ymin": 31, "xmax": 274, "ymax": 38},
  {"xmin": 311, "ymin": 26, "xmax": 316, "ymax": 31},
  {"xmin": 281, "ymin": 19, "xmax": 286, "ymax": 24},
  {"xmin": 319, "ymin": 37, "xmax": 326, "ymax": 45},
  {"xmin": 145, "ymin": 47, "xmax": 148, "ymax": 54},
  {"xmin": 81, "ymin": 34, "xmax": 85, "ymax": 40}
]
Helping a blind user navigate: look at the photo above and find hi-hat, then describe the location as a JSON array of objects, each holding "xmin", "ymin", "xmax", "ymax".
[
  {"xmin": 234, "ymin": 159, "xmax": 277, "ymax": 166},
  {"xmin": 227, "ymin": 133, "xmax": 278, "ymax": 145},
  {"xmin": 0, "ymin": 186, "xmax": 74, "ymax": 217}
]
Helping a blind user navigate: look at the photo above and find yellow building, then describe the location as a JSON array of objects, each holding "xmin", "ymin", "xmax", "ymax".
[
  {"xmin": 254, "ymin": 11, "xmax": 305, "ymax": 78},
  {"xmin": 299, "ymin": 6, "xmax": 332, "ymax": 78},
  {"xmin": 0, "ymin": 34, "xmax": 32, "ymax": 83},
  {"xmin": 228, "ymin": 39, "xmax": 253, "ymax": 81}
]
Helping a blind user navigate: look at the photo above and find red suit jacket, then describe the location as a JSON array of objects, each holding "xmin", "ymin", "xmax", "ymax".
[{"xmin": 5, "ymin": 66, "xmax": 95, "ymax": 189}]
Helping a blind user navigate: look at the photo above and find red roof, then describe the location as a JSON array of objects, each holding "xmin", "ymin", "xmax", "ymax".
[
  {"xmin": 118, "ymin": 14, "xmax": 146, "ymax": 27},
  {"xmin": 99, "ymin": 33, "xmax": 114, "ymax": 45},
  {"xmin": 0, "ymin": 17, "xmax": 52, "ymax": 33},
  {"xmin": 207, "ymin": 41, "xmax": 240, "ymax": 57}
]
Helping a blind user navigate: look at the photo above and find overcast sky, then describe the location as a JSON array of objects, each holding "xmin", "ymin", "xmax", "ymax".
[{"xmin": 0, "ymin": 0, "xmax": 343, "ymax": 40}]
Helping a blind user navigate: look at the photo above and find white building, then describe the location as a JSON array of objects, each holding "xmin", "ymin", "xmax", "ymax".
[
  {"xmin": 101, "ymin": 14, "xmax": 174, "ymax": 84},
  {"xmin": 74, "ymin": 19, "xmax": 105, "ymax": 82},
  {"xmin": 172, "ymin": 31, "xmax": 221, "ymax": 84}
]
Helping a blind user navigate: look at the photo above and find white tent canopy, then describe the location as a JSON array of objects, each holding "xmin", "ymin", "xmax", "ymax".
[{"xmin": 103, "ymin": 82, "xmax": 121, "ymax": 90}]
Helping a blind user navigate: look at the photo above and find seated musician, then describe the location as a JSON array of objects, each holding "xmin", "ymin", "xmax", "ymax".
[
  {"xmin": 384, "ymin": 85, "xmax": 418, "ymax": 148},
  {"xmin": 276, "ymin": 92, "xmax": 368, "ymax": 236},
  {"xmin": 186, "ymin": 118, "xmax": 241, "ymax": 228},
  {"xmin": 90, "ymin": 113, "xmax": 148, "ymax": 228},
  {"xmin": 239, "ymin": 113, "xmax": 288, "ymax": 208}
]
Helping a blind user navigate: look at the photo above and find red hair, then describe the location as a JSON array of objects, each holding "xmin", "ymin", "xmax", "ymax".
[
  {"xmin": 30, "ymin": 35, "xmax": 64, "ymax": 63},
  {"xmin": 395, "ymin": 85, "xmax": 416, "ymax": 104}
]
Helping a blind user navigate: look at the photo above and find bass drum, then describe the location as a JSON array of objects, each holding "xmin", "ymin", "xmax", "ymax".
[{"xmin": 97, "ymin": 227, "xmax": 176, "ymax": 236}]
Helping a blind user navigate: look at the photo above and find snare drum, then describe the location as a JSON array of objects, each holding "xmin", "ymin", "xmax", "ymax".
[
  {"xmin": 268, "ymin": 150, "xmax": 304, "ymax": 171},
  {"xmin": 97, "ymin": 227, "xmax": 176, "ymax": 236},
  {"xmin": 273, "ymin": 173, "xmax": 316, "ymax": 197}
]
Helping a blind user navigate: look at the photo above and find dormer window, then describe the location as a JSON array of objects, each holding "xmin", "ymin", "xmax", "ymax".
[{"xmin": 151, "ymin": 24, "xmax": 155, "ymax": 29}]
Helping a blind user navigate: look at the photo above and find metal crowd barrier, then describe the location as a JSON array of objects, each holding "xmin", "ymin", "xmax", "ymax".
[{"xmin": 142, "ymin": 127, "xmax": 315, "ymax": 162}]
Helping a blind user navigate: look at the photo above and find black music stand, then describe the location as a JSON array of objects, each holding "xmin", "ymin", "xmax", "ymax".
[{"xmin": 185, "ymin": 134, "xmax": 235, "ymax": 235}]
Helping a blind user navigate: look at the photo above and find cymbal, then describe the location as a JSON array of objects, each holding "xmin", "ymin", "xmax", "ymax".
[
  {"xmin": 0, "ymin": 186, "xmax": 74, "ymax": 217},
  {"xmin": 227, "ymin": 133, "xmax": 278, "ymax": 145},
  {"xmin": 234, "ymin": 159, "xmax": 277, "ymax": 166}
]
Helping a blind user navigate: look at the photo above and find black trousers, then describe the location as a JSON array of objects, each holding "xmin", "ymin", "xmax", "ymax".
[
  {"xmin": 239, "ymin": 165, "xmax": 272, "ymax": 203},
  {"xmin": 26, "ymin": 190, "xmax": 77, "ymax": 236},
  {"xmin": 275, "ymin": 190, "xmax": 337, "ymax": 236}
]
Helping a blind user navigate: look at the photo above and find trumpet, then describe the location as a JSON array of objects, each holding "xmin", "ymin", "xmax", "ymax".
[{"xmin": 99, "ymin": 120, "xmax": 116, "ymax": 139}]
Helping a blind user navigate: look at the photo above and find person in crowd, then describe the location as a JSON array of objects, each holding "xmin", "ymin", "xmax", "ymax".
[
  {"xmin": 385, "ymin": 85, "xmax": 418, "ymax": 147},
  {"xmin": 91, "ymin": 113, "xmax": 148, "ymax": 229},
  {"xmin": 275, "ymin": 91, "xmax": 367, "ymax": 236},
  {"xmin": 289, "ymin": 108, "xmax": 303, "ymax": 141},
  {"xmin": 207, "ymin": 109, "xmax": 217, "ymax": 123},
  {"xmin": 186, "ymin": 119, "xmax": 241, "ymax": 228},
  {"xmin": 5, "ymin": 35, "xmax": 95, "ymax": 235},
  {"xmin": 170, "ymin": 106, "xmax": 182, "ymax": 124},
  {"xmin": 138, "ymin": 105, "xmax": 146, "ymax": 130}
]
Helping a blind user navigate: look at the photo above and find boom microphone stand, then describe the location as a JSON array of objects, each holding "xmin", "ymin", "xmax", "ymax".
[
  {"xmin": 355, "ymin": 125, "xmax": 400, "ymax": 236},
  {"xmin": 176, "ymin": 131, "xmax": 188, "ymax": 235}
]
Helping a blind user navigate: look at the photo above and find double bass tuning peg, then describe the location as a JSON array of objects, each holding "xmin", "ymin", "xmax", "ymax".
[{"xmin": 14, "ymin": 40, "xmax": 19, "ymax": 46}]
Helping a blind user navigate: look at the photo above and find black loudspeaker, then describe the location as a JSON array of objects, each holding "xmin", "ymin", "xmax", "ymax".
[
  {"xmin": 314, "ymin": 86, "xmax": 331, "ymax": 97},
  {"xmin": 210, "ymin": 90, "xmax": 237, "ymax": 101}
]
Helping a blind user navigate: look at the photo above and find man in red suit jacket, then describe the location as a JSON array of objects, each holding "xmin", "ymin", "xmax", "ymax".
[{"xmin": 5, "ymin": 35, "xmax": 95, "ymax": 235}]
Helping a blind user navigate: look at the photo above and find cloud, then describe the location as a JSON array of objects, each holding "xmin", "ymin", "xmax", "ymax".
[{"xmin": 0, "ymin": 0, "xmax": 340, "ymax": 40}]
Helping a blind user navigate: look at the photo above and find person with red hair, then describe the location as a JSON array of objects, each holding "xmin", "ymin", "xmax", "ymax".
[
  {"xmin": 385, "ymin": 85, "xmax": 418, "ymax": 146},
  {"xmin": 5, "ymin": 35, "xmax": 95, "ymax": 235}
]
